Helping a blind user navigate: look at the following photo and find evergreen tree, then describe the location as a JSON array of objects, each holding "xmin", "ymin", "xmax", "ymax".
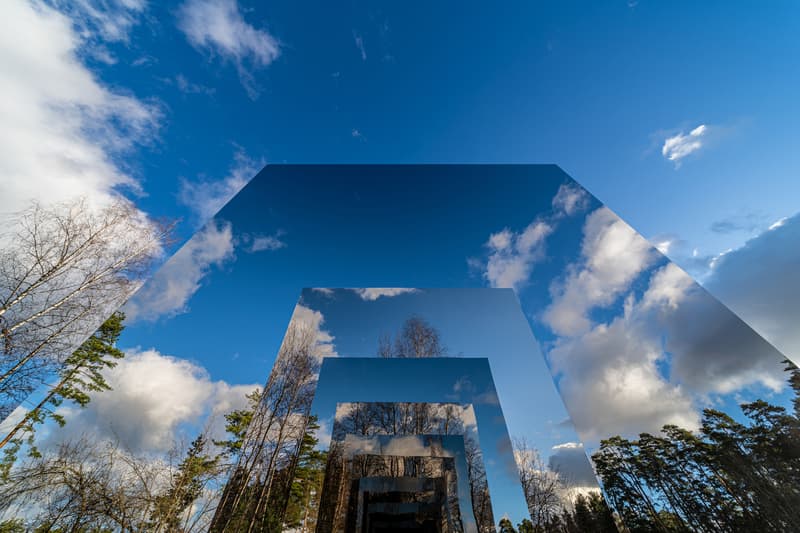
[
  {"xmin": 592, "ymin": 361, "xmax": 800, "ymax": 532},
  {"xmin": 586, "ymin": 492, "xmax": 619, "ymax": 532},
  {"xmin": 517, "ymin": 518, "xmax": 535, "ymax": 533},
  {"xmin": 282, "ymin": 417, "xmax": 327, "ymax": 530},
  {"xmin": 151, "ymin": 434, "xmax": 220, "ymax": 532},
  {"xmin": 499, "ymin": 517, "xmax": 518, "ymax": 533},
  {"xmin": 0, "ymin": 311, "xmax": 126, "ymax": 474},
  {"xmin": 0, "ymin": 520, "xmax": 23, "ymax": 533},
  {"xmin": 213, "ymin": 388, "xmax": 261, "ymax": 457}
]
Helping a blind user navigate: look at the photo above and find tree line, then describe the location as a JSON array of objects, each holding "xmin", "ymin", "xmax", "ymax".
[
  {"xmin": 0, "ymin": 313, "xmax": 223, "ymax": 531},
  {"xmin": 512, "ymin": 437, "xmax": 617, "ymax": 533},
  {"xmin": 592, "ymin": 360, "xmax": 800, "ymax": 532},
  {"xmin": 0, "ymin": 311, "xmax": 323, "ymax": 532},
  {"xmin": 498, "ymin": 490, "xmax": 616, "ymax": 533}
]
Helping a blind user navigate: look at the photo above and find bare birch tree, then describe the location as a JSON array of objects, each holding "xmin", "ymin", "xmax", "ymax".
[
  {"xmin": 213, "ymin": 315, "xmax": 449, "ymax": 530},
  {"xmin": 0, "ymin": 436, "xmax": 164, "ymax": 531},
  {"xmin": 0, "ymin": 311, "xmax": 128, "ymax": 476},
  {"xmin": 0, "ymin": 430, "xmax": 228, "ymax": 532},
  {"xmin": 514, "ymin": 436, "xmax": 566, "ymax": 529},
  {"xmin": 379, "ymin": 315, "xmax": 447, "ymax": 358},
  {"xmin": 0, "ymin": 198, "xmax": 169, "ymax": 417},
  {"xmin": 211, "ymin": 318, "xmax": 321, "ymax": 532}
]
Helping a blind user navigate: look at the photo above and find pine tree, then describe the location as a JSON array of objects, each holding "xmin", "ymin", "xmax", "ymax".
[
  {"xmin": 0, "ymin": 520, "xmax": 24, "ymax": 533},
  {"xmin": 0, "ymin": 311, "xmax": 126, "ymax": 474},
  {"xmin": 283, "ymin": 416, "xmax": 327, "ymax": 530},
  {"xmin": 213, "ymin": 388, "xmax": 261, "ymax": 457},
  {"xmin": 151, "ymin": 434, "xmax": 220, "ymax": 532},
  {"xmin": 592, "ymin": 360, "xmax": 800, "ymax": 532},
  {"xmin": 499, "ymin": 517, "xmax": 518, "ymax": 533},
  {"xmin": 517, "ymin": 518, "xmax": 535, "ymax": 533}
]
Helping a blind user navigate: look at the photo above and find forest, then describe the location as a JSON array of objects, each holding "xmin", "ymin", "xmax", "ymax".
[{"xmin": 592, "ymin": 359, "xmax": 800, "ymax": 533}]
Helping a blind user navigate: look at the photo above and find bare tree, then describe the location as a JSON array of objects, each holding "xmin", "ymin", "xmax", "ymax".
[
  {"xmin": 465, "ymin": 434, "xmax": 495, "ymax": 533},
  {"xmin": 211, "ymin": 318, "xmax": 321, "ymax": 532},
  {"xmin": 0, "ymin": 198, "xmax": 169, "ymax": 417},
  {"xmin": 379, "ymin": 316, "xmax": 447, "ymax": 358},
  {"xmin": 0, "ymin": 429, "xmax": 227, "ymax": 532},
  {"xmin": 514, "ymin": 436, "xmax": 565, "ymax": 528},
  {"xmin": 0, "ymin": 436, "xmax": 161, "ymax": 531},
  {"xmin": 0, "ymin": 311, "xmax": 128, "ymax": 473},
  {"xmin": 213, "ymin": 316, "xmax": 450, "ymax": 530},
  {"xmin": 333, "ymin": 402, "xmax": 473, "ymax": 440}
]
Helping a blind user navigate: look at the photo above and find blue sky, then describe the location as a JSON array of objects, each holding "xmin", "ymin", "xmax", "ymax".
[
  {"xmin": 2, "ymin": 0, "xmax": 798, "ymax": 313},
  {"xmin": 3, "ymin": 0, "xmax": 797, "ymax": 262},
  {"xmin": 99, "ymin": 1, "xmax": 800, "ymax": 258}
]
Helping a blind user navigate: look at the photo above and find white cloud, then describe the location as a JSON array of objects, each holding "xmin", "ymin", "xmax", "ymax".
[
  {"xmin": 64, "ymin": 0, "xmax": 148, "ymax": 45},
  {"xmin": 238, "ymin": 231, "xmax": 286, "ymax": 253},
  {"xmin": 768, "ymin": 217, "xmax": 788, "ymax": 231},
  {"xmin": 543, "ymin": 207, "xmax": 656, "ymax": 336},
  {"xmin": 488, "ymin": 229, "xmax": 512, "ymax": 251},
  {"xmin": 552, "ymin": 183, "xmax": 589, "ymax": 217},
  {"xmin": 342, "ymin": 434, "xmax": 450, "ymax": 459},
  {"xmin": 382, "ymin": 435, "xmax": 441, "ymax": 457},
  {"xmin": 178, "ymin": 149, "xmax": 264, "ymax": 224},
  {"xmin": 122, "ymin": 219, "xmax": 235, "ymax": 322},
  {"xmin": 705, "ymin": 213, "xmax": 800, "ymax": 366},
  {"xmin": 312, "ymin": 288, "xmax": 335, "ymax": 296},
  {"xmin": 653, "ymin": 277, "xmax": 786, "ymax": 395},
  {"xmin": 654, "ymin": 239, "xmax": 674, "ymax": 255},
  {"xmin": 548, "ymin": 254, "xmax": 787, "ymax": 442},
  {"xmin": 315, "ymin": 418, "xmax": 332, "ymax": 449},
  {"xmin": 51, "ymin": 348, "xmax": 258, "ymax": 453},
  {"xmin": 484, "ymin": 221, "xmax": 553, "ymax": 291},
  {"xmin": 352, "ymin": 288, "xmax": 419, "ymax": 301},
  {"xmin": 56, "ymin": 0, "xmax": 148, "ymax": 44},
  {"xmin": 353, "ymin": 30, "xmax": 366, "ymax": 60},
  {"xmin": 646, "ymin": 233, "xmax": 719, "ymax": 282},
  {"xmin": 541, "ymin": 207, "xmax": 790, "ymax": 443},
  {"xmin": 548, "ymin": 442, "xmax": 597, "ymax": 487},
  {"xmin": 549, "ymin": 311, "xmax": 700, "ymax": 441},
  {"xmin": 248, "ymin": 234, "xmax": 285, "ymax": 252},
  {"xmin": 174, "ymin": 74, "xmax": 216, "ymax": 95},
  {"xmin": 333, "ymin": 402, "xmax": 473, "ymax": 433},
  {"xmin": 661, "ymin": 124, "xmax": 708, "ymax": 165},
  {"xmin": 176, "ymin": 0, "xmax": 280, "ymax": 99},
  {"xmin": 286, "ymin": 304, "xmax": 337, "ymax": 358},
  {"xmin": 205, "ymin": 379, "xmax": 261, "ymax": 446},
  {"xmin": 480, "ymin": 183, "xmax": 593, "ymax": 291},
  {"xmin": 462, "ymin": 405, "xmax": 478, "ymax": 430},
  {"xmin": 0, "ymin": 0, "xmax": 159, "ymax": 215},
  {"xmin": 640, "ymin": 262, "xmax": 695, "ymax": 311},
  {"xmin": 131, "ymin": 54, "xmax": 155, "ymax": 67},
  {"xmin": 473, "ymin": 389, "xmax": 500, "ymax": 406}
]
